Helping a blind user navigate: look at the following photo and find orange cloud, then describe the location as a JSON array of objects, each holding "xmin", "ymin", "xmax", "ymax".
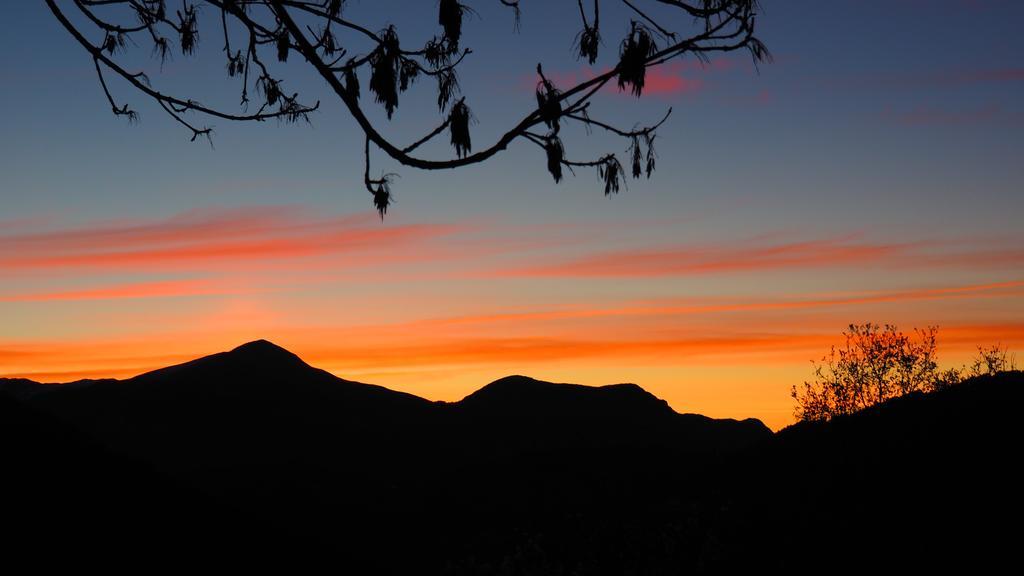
[
  {"xmin": 0, "ymin": 332, "xmax": 832, "ymax": 382},
  {"xmin": 0, "ymin": 207, "xmax": 462, "ymax": 273},
  {"xmin": 0, "ymin": 339, "xmax": 198, "ymax": 382},
  {"xmin": 7, "ymin": 273, "xmax": 1021, "ymax": 384},
  {"xmin": 496, "ymin": 236, "xmax": 909, "ymax": 278},
  {"xmin": 402, "ymin": 280, "xmax": 1024, "ymax": 328},
  {"xmin": 10, "ymin": 318, "xmax": 1022, "ymax": 385},
  {"xmin": 0, "ymin": 279, "xmax": 242, "ymax": 302},
  {"xmin": 491, "ymin": 233, "xmax": 1024, "ymax": 278},
  {"xmin": 5, "ymin": 315, "xmax": 1022, "ymax": 432},
  {"xmin": 298, "ymin": 333, "xmax": 837, "ymax": 373}
]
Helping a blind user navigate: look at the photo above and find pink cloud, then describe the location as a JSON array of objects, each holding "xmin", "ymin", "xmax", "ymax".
[
  {"xmin": 828, "ymin": 67, "xmax": 1024, "ymax": 93},
  {"xmin": 933, "ymin": 68, "xmax": 1024, "ymax": 85},
  {"xmin": 638, "ymin": 67, "xmax": 704, "ymax": 96},
  {"xmin": 885, "ymin": 103, "xmax": 1007, "ymax": 127},
  {"xmin": 525, "ymin": 57, "xmax": 740, "ymax": 99}
]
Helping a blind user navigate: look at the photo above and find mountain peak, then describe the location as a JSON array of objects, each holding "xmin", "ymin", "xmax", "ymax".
[
  {"xmin": 482, "ymin": 374, "xmax": 546, "ymax": 389},
  {"xmin": 465, "ymin": 375, "xmax": 568, "ymax": 399},
  {"xmin": 222, "ymin": 339, "xmax": 309, "ymax": 369},
  {"xmin": 460, "ymin": 375, "xmax": 672, "ymax": 416},
  {"xmin": 230, "ymin": 339, "xmax": 292, "ymax": 356},
  {"xmin": 129, "ymin": 339, "xmax": 310, "ymax": 383}
]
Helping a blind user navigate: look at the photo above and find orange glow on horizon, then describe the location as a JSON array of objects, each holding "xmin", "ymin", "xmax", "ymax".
[
  {"xmin": 5, "ymin": 318, "xmax": 1022, "ymax": 430},
  {"xmin": 3, "ymin": 208, "xmax": 1023, "ymax": 431}
]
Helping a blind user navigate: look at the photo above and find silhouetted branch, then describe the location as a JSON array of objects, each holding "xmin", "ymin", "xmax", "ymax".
[
  {"xmin": 158, "ymin": 99, "xmax": 214, "ymax": 146},
  {"xmin": 566, "ymin": 107, "xmax": 672, "ymax": 138},
  {"xmin": 47, "ymin": 0, "xmax": 769, "ymax": 216},
  {"xmin": 622, "ymin": 0, "xmax": 677, "ymax": 41},
  {"xmin": 50, "ymin": 0, "xmax": 320, "ymax": 129},
  {"xmin": 93, "ymin": 57, "xmax": 138, "ymax": 122}
]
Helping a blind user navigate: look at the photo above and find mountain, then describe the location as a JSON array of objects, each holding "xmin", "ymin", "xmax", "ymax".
[
  {"xmin": 724, "ymin": 370, "xmax": 1024, "ymax": 572},
  {"xmin": 8, "ymin": 342, "xmax": 768, "ymax": 473},
  {"xmin": 455, "ymin": 374, "xmax": 768, "ymax": 452},
  {"xmin": 0, "ymin": 388, "xmax": 268, "ymax": 570},
  {"xmin": 8, "ymin": 340, "xmax": 437, "ymax": 513},
  {"xmin": 1, "ymin": 340, "xmax": 769, "ymax": 571},
  {"xmin": 3, "ymin": 343, "xmax": 1021, "ymax": 573}
]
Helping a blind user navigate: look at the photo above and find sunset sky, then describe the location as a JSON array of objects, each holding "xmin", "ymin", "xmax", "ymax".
[{"xmin": 2, "ymin": 0, "xmax": 1023, "ymax": 429}]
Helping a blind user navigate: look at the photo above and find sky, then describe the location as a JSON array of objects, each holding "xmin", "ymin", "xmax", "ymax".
[{"xmin": 2, "ymin": 0, "xmax": 1023, "ymax": 429}]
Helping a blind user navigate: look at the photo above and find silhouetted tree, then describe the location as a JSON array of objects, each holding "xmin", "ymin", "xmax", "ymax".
[
  {"xmin": 792, "ymin": 324, "xmax": 1021, "ymax": 421},
  {"xmin": 45, "ymin": 0, "xmax": 769, "ymax": 217},
  {"xmin": 967, "ymin": 343, "xmax": 1017, "ymax": 377},
  {"xmin": 792, "ymin": 323, "xmax": 941, "ymax": 422}
]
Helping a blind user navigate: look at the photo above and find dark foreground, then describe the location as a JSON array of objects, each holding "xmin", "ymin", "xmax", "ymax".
[{"xmin": 2, "ymin": 341, "xmax": 1021, "ymax": 573}]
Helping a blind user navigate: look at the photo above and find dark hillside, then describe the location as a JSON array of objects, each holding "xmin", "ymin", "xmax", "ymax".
[
  {"xmin": 720, "ymin": 370, "xmax": 1024, "ymax": 572},
  {"xmin": 3, "ymin": 344, "xmax": 1019, "ymax": 573}
]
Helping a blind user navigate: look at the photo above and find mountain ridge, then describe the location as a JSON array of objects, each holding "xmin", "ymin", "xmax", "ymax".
[
  {"xmin": 1, "ymin": 339, "xmax": 768, "ymax": 433},
  {"xmin": 1, "ymin": 339, "xmax": 772, "ymax": 497},
  {"xmin": 2, "ymin": 341, "xmax": 1021, "ymax": 572}
]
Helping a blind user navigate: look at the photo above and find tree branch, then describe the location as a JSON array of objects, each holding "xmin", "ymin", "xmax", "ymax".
[{"xmin": 47, "ymin": 0, "xmax": 768, "ymax": 215}]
